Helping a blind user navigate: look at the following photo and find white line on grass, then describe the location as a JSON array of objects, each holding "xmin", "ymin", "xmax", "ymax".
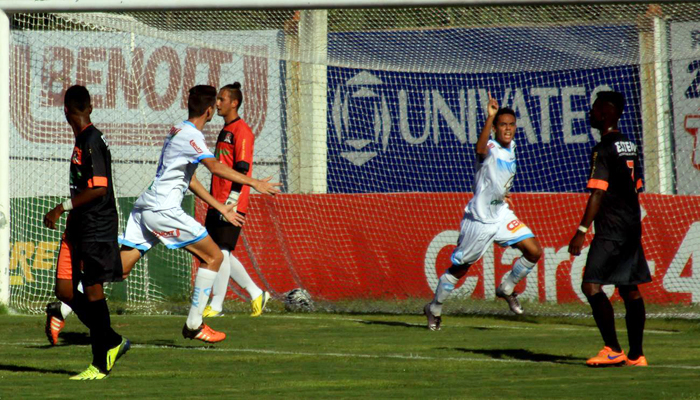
[{"xmin": 0, "ymin": 341, "xmax": 697, "ymax": 370}]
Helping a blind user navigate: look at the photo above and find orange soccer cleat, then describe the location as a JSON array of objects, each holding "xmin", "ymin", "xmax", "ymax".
[
  {"xmin": 182, "ymin": 323, "xmax": 226, "ymax": 343},
  {"xmin": 626, "ymin": 355, "xmax": 648, "ymax": 367},
  {"xmin": 586, "ymin": 346, "xmax": 627, "ymax": 367},
  {"xmin": 45, "ymin": 302, "xmax": 65, "ymax": 346}
]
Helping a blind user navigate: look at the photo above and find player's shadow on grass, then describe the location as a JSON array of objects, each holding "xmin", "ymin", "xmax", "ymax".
[
  {"xmin": 0, "ymin": 363, "xmax": 74, "ymax": 375},
  {"xmin": 355, "ymin": 320, "xmax": 426, "ymax": 329},
  {"xmin": 445, "ymin": 347, "xmax": 585, "ymax": 365}
]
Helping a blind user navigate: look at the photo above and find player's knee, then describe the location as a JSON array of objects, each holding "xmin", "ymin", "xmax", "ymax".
[
  {"xmin": 618, "ymin": 285, "xmax": 642, "ymax": 302},
  {"xmin": 581, "ymin": 282, "xmax": 600, "ymax": 299},
  {"xmin": 525, "ymin": 241, "xmax": 543, "ymax": 263},
  {"xmin": 55, "ymin": 287, "xmax": 73, "ymax": 303},
  {"xmin": 206, "ymin": 250, "xmax": 224, "ymax": 269},
  {"xmin": 447, "ymin": 263, "xmax": 470, "ymax": 279}
]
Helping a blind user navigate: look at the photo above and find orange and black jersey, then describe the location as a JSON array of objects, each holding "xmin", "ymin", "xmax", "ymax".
[
  {"xmin": 587, "ymin": 131, "xmax": 644, "ymax": 241},
  {"xmin": 66, "ymin": 124, "xmax": 119, "ymax": 242},
  {"xmin": 210, "ymin": 117, "xmax": 254, "ymax": 214}
]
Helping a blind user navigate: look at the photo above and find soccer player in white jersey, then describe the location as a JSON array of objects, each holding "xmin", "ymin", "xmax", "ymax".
[
  {"xmin": 118, "ymin": 85, "xmax": 280, "ymax": 342},
  {"xmin": 424, "ymin": 94, "xmax": 543, "ymax": 330},
  {"xmin": 47, "ymin": 85, "xmax": 280, "ymax": 344}
]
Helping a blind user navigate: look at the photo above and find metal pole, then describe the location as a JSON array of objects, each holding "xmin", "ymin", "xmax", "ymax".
[
  {"xmin": 0, "ymin": 9, "xmax": 11, "ymax": 306},
  {"xmin": 0, "ymin": 0, "xmax": 689, "ymax": 12}
]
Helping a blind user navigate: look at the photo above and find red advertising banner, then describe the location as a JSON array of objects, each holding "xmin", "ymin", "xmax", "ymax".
[{"xmin": 196, "ymin": 193, "xmax": 700, "ymax": 305}]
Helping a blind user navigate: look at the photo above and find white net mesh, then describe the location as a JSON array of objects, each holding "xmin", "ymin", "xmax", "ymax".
[{"xmin": 5, "ymin": 4, "xmax": 700, "ymax": 316}]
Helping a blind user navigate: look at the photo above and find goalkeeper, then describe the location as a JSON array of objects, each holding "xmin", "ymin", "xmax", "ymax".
[{"xmin": 424, "ymin": 93, "xmax": 543, "ymax": 330}]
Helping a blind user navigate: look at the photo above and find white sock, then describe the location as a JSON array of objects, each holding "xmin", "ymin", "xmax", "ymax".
[
  {"xmin": 58, "ymin": 281, "xmax": 83, "ymax": 319},
  {"xmin": 501, "ymin": 257, "xmax": 537, "ymax": 295},
  {"xmin": 60, "ymin": 302, "xmax": 73, "ymax": 319},
  {"xmin": 228, "ymin": 252, "xmax": 262, "ymax": 300},
  {"xmin": 208, "ymin": 249, "xmax": 232, "ymax": 312},
  {"xmin": 186, "ymin": 268, "xmax": 218, "ymax": 330},
  {"xmin": 430, "ymin": 272, "xmax": 459, "ymax": 317}
]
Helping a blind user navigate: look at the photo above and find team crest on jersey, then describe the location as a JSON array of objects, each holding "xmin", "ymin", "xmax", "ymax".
[
  {"xmin": 189, "ymin": 140, "xmax": 203, "ymax": 154},
  {"xmin": 71, "ymin": 147, "xmax": 82, "ymax": 165},
  {"xmin": 224, "ymin": 132, "xmax": 233, "ymax": 144}
]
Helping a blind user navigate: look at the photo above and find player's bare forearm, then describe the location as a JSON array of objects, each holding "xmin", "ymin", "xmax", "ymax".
[
  {"xmin": 568, "ymin": 189, "xmax": 605, "ymax": 256},
  {"xmin": 43, "ymin": 187, "xmax": 107, "ymax": 229},
  {"xmin": 201, "ymin": 157, "xmax": 281, "ymax": 196},
  {"xmin": 476, "ymin": 93, "xmax": 499, "ymax": 156},
  {"xmin": 188, "ymin": 174, "xmax": 243, "ymax": 226},
  {"xmin": 476, "ymin": 116, "xmax": 495, "ymax": 156},
  {"xmin": 579, "ymin": 189, "xmax": 605, "ymax": 229}
]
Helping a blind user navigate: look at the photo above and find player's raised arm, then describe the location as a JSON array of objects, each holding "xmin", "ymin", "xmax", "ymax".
[
  {"xmin": 476, "ymin": 92, "xmax": 499, "ymax": 158},
  {"xmin": 200, "ymin": 157, "xmax": 281, "ymax": 196},
  {"xmin": 188, "ymin": 174, "xmax": 245, "ymax": 227}
]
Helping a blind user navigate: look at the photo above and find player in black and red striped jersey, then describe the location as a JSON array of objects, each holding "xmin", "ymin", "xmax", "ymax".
[
  {"xmin": 202, "ymin": 82, "xmax": 270, "ymax": 318},
  {"xmin": 43, "ymin": 85, "xmax": 129, "ymax": 380},
  {"xmin": 568, "ymin": 91, "xmax": 651, "ymax": 367}
]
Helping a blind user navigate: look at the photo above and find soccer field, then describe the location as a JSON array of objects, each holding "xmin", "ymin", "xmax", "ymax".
[{"xmin": 1, "ymin": 312, "xmax": 699, "ymax": 399}]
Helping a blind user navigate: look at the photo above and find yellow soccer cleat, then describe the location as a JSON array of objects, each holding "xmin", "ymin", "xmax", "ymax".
[
  {"xmin": 69, "ymin": 365, "xmax": 107, "ymax": 380},
  {"xmin": 106, "ymin": 337, "xmax": 131, "ymax": 372},
  {"xmin": 250, "ymin": 291, "xmax": 270, "ymax": 317},
  {"xmin": 202, "ymin": 305, "xmax": 223, "ymax": 318}
]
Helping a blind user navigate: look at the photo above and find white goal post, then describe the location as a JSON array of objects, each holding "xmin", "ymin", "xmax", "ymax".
[{"xmin": 0, "ymin": 0, "xmax": 698, "ymax": 316}]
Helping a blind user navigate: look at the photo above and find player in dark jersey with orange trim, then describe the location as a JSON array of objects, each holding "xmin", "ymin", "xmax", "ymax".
[
  {"xmin": 202, "ymin": 82, "xmax": 270, "ymax": 318},
  {"xmin": 568, "ymin": 91, "xmax": 651, "ymax": 367},
  {"xmin": 43, "ymin": 85, "xmax": 129, "ymax": 380}
]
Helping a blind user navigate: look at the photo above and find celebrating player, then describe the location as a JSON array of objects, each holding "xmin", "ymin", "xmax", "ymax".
[
  {"xmin": 201, "ymin": 82, "xmax": 270, "ymax": 318},
  {"xmin": 116, "ymin": 85, "xmax": 280, "ymax": 343},
  {"xmin": 424, "ymin": 94, "xmax": 543, "ymax": 330},
  {"xmin": 43, "ymin": 85, "xmax": 129, "ymax": 380},
  {"xmin": 568, "ymin": 91, "xmax": 650, "ymax": 367}
]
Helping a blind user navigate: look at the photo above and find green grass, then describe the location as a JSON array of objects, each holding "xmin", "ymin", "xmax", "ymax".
[{"xmin": 0, "ymin": 312, "xmax": 699, "ymax": 399}]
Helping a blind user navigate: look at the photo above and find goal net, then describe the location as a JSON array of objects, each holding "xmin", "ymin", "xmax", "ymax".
[{"xmin": 4, "ymin": 3, "xmax": 700, "ymax": 317}]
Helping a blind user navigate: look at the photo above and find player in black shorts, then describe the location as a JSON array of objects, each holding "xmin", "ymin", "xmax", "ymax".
[
  {"xmin": 568, "ymin": 91, "xmax": 651, "ymax": 367},
  {"xmin": 43, "ymin": 85, "xmax": 130, "ymax": 380}
]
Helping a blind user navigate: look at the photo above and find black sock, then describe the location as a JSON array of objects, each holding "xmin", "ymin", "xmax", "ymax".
[
  {"xmin": 587, "ymin": 292, "xmax": 621, "ymax": 352},
  {"xmin": 624, "ymin": 297, "xmax": 646, "ymax": 360},
  {"xmin": 86, "ymin": 299, "xmax": 122, "ymax": 372},
  {"xmin": 67, "ymin": 291, "xmax": 93, "ymax": 329}
]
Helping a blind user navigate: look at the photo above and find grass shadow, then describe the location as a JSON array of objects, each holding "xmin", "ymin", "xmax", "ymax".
[
  {"xmin": 0, "ymin": 363, "xmax": 73, "ymax": 375},
  {"xmin": 442, "ymin": 347, "xmax": 585, "ymax": 365},
  {"xmin": 355, "ymin": 319, "xmax": 426, "ymax": 329}
]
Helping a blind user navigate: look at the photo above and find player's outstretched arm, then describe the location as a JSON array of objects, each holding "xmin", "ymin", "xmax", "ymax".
[
  {"xmin": 188, "ymin": 174, "xmax": 245, "ymax": 227},
  {"xmin": 43, "ymin": 187, "xmax": 108, "ymax": 229},
  {"xmin": 476, "ymin": 92, "xmax": 499, "ymax": 157},
  {"xmin": 200, "ymin": 157, "xmax": 281, "ymax": 196},
  {"xmin": 567, "ymin": 189, "xmax": 605, "ymax": 256}
]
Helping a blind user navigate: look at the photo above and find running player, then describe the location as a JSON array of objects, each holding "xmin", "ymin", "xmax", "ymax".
[
  {"xmin": 424, "ymin": 94, "xmax": 543, "ymax": 330},
  {"xmin": 568, "ymin": 91, "xmax": 650, "ymax": 367},
  {"xmin": 43, "ymin": 85, "xmax": 129, "ymax": 380},
  {"xmin": 117, "ymin": 85, "xmax": 279, "ymax": 343},
  {"xmin": 201, "ymin": 82, "xmax": 270, "ymax": 318}
]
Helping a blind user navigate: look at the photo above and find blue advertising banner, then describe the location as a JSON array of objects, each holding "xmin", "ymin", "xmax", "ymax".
[{"xmin": 326, "ymin": 26, "xmax": 643, "ymax": 193}]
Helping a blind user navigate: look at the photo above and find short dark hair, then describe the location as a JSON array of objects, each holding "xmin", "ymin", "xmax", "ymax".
[
  {"xmin": 188, "ymin": 85, "xmax": 217, "ymax": 118},
  {"xmin": 221, "ymin": 82, "xmax": 243, "ymax": 109},
  {"xmin": 64, "ymin": 85, "xmax": 91, "ymax": 113},
  {"xmin": 596, "ymin": 91, "xmax": 625, "ymax": 116},
  {"xmin": 494, "ymin": 107, "xmax": 516, "ymax": 124}
]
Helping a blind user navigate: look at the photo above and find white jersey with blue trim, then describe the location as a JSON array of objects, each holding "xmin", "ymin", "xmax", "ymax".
[
  {"xmin": 134, "ymin": 121, "xmax": 215, "ymax": 211},
  {"xmin": 466, "ymin": 138, "xmax": 517, "ymax": 223}
]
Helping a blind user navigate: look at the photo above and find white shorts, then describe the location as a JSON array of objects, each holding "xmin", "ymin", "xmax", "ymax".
[
  {"xmin": 119, "ymin": 207, "xmax": 208, "ymax": 253},
  {"xmin": 450, "ymin": 208, "xmax": 534, "ymax": 266}
]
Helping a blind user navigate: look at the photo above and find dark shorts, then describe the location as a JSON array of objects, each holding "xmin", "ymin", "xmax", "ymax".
[
  {"xmin": 56, "ymin": 233, "xmax": 123, "ymax": 287},
  {"xmin": 205, "ymin": 208, "xmax": 243, "ymax": 251},
  {"xmin": 583, "ymin": 236, "xmax": 651, "ymax": 286}
]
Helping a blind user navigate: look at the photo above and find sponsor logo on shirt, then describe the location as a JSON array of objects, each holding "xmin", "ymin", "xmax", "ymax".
[
  {"xmin": 507, "ymin": 219, "xmax": 526, "ymax": 232},
  {"xmin": 614, "ymin": 141, "xmax": 637, "ymax": 156},
  {"xmin": 190, "ymin": 140, "xmax": 203, "ymax": 154},
  {"xmin": 71, "ymin": 147, "xmax": 82, "ymax": 165},
  {"xmin": 152, "ymin": 229, "xmax": 181, "ymax": 238}
]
